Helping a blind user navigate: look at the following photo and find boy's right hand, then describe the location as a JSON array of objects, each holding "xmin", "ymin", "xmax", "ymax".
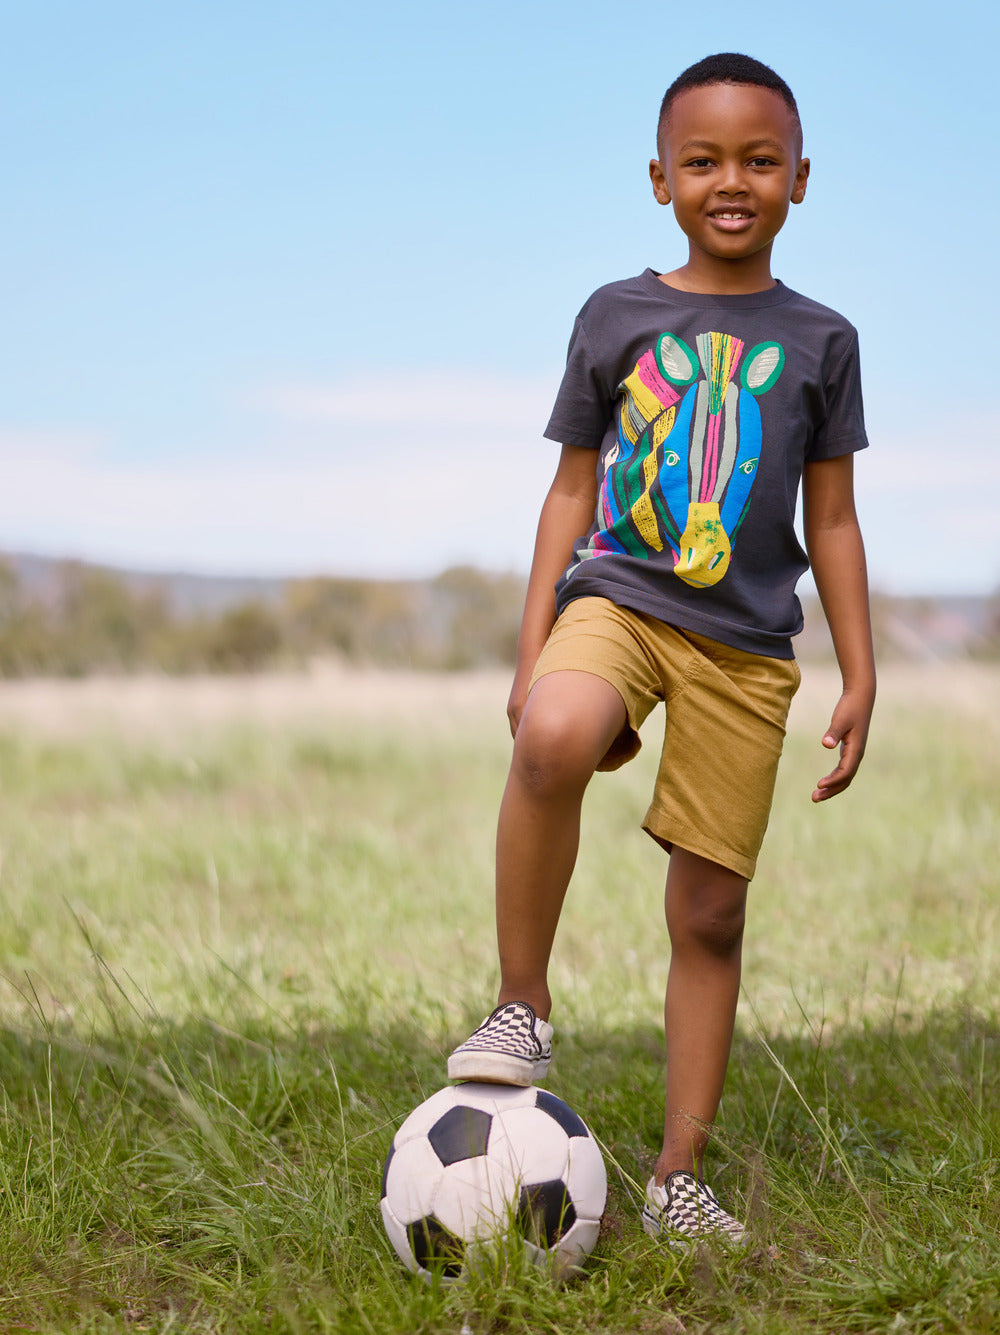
[
  {"xmin": 506, "ymin": 663, "xmax": 534, "ymax": 737},
  {"xmin": 811, "ymin": 685, "xmax": 874, "ymax": 802}
]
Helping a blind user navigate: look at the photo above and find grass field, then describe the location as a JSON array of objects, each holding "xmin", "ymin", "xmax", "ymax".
[{"xmin": 1, "ymin": 662, "xmax": 998, "ymax": 1333}]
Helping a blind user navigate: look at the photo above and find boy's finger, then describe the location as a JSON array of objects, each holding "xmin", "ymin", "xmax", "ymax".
[
  {"xmin": 812, "ymin": 733, "xmax": 862, "ymax": 801},
  {"xmin": 821, "ymin": 706, "xmax": 852, "ymax": 749},
  {"xmin": 812, "ymin": 774, "xmax": 844, "ymax": 802}
]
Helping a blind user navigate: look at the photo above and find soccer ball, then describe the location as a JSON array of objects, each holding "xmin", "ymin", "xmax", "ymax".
[{"xmin": 380, "ymin": 1082, "xmax": 606, "ymax": 1282}]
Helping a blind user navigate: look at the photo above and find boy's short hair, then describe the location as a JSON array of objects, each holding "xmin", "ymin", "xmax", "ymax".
[{"xmin": 657, "ymin": 52, "xmax": 801, "ymax": 149}]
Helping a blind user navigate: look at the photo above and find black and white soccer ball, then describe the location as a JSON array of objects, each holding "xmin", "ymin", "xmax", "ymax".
[{"xmin": 380, "ymin": 1082, "xmax": 606, "ymax": 1282}]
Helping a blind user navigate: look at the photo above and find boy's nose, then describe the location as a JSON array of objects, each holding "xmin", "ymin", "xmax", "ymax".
[
  {"xmin": 716, "ymin": 160, "xmax": 748, "ymax": 194},
  {"xmin": 717, "ymin": 170, "xmax": 748, "ymax": 196}
]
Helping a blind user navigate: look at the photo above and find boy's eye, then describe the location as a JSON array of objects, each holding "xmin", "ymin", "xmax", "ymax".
[
  {"xmin": 684, "ymin": 157, "xmax": 714, "ymax": 168},
  {"xmin": 747, "ymin": 157, "xmax": 777, "ymax": 168}
]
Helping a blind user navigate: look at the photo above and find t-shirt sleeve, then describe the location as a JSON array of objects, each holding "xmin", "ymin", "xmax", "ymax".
[
  {"xmin": 542, "ymin": 316, "xmax": 612, "ymax": 449},
  {"xmin": 807, "ymin": 327, "xmax": 869, "ymax": 461}
]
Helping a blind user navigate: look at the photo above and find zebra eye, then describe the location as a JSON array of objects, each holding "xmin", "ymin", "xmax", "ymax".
[
  {"xmin": 664, "ymin": 450, "xmax": 680, "ymax": 467},
  {"xmin": 739, "ymin": 457, "xmax": 759, "ymax": 475}
]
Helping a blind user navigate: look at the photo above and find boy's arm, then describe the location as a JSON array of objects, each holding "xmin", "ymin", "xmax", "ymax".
[
  {"xmin": 507, "ymin": 443, "xmax": 599, "ymax": 734},
  {"xmin": 802, "ymin": 453, "xmax": 876, "ymax": 803}
]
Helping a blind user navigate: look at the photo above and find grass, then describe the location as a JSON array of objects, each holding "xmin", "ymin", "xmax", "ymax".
[{"xmin": 0, "ymin": 664, "xmax": 998, "ymax": 1332}]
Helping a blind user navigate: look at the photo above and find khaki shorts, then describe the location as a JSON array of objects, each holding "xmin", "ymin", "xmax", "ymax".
[{"xmin": 528, "ymin": 597, "xmax": 800, "ymax": 880}]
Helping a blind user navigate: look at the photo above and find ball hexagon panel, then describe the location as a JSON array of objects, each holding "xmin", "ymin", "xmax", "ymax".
[
  {"xmin": 432, "ymin": 1151, "xmax": 519, "ymax": 1239},
  {"xmin": 566, "ymin": 1136, "xmax": 608, "ymax": 1222},
  {"xmin": 486, "ymin": 1104, "xmax": 572, "ymax": 1185},
  {"xmin": 379, "ymin": 1196, "xmax": 414, "ymax": 1271},
  {"xmin": 549, "ymin": 1215, "xmax": 602, "ymax": 1273},
  {"xmin": 382, "ymin": 1134, "xmax": 445, "ymax": 1223}
]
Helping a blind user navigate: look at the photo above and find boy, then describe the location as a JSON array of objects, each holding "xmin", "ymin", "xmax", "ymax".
[{"xmin": 448, "ymin": 52, "xmax": 875, "ymax": 1244}]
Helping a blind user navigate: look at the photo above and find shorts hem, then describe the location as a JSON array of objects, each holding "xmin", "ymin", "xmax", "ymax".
[{"xmin": 642, "ymin": 807, "xmax": 758, "ymax": 881}]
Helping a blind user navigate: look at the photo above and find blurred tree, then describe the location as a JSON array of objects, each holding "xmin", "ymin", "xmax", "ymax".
[
  {"xmin": 201, "ymin": 602, "xmax": 283, "ymax": 672},
  {"xmin": 977, "ymin": 587, "xmax": 1000, "ymax": 658},
  {"xmin": 53, "ymin": 562, "xmax": 171, "ymax": 674},
  {"xmin": 0, "ymin": 561, "xmax": 52, "ymax": 675},
  {"xmin": 283, "ymin": 577, "xmax": 424, "ymax": 664},
  {"xmin": 430, "ymin": 566, "xmax": 523, "ymax": 668}
]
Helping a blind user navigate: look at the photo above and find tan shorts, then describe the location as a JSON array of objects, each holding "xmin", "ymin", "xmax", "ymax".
[{"xmin": 528, "ymin": 597, "xmax": 800, "ymax": 880}]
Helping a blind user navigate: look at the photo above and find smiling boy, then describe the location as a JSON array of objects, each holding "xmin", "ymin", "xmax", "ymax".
[{"xmin": 448, "ymin": 53, "xmax": 875, "ymax": 1244}]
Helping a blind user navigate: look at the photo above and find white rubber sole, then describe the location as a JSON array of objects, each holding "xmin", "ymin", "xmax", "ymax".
[{"xmin": 446, "ymin": 1050, "xmax": 550, "ymax": 1085}]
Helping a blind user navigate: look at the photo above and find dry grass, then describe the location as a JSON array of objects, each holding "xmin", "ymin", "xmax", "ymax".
[
  {"xmin": 2, "ymin": 659, "xmax": 998, "ymax": 741},
  {"xmin": 0, "ymin": 663, "xmax": 514, "ymax": 739}
]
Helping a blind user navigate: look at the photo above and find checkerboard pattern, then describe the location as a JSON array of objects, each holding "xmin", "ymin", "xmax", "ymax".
[
  {"xmin": 447, "ymin": 1001, "xmax": 553, "ymax": 1085},
  {"xmin": 642, "ymin": 1171, "xmax": 745, "ymax": 1246}
]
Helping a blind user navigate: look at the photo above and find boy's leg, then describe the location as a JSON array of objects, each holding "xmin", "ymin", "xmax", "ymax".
[
  {"xmin": 448, "ymin": 668, "xmax": 628, "ymax": 1084},
  {"xmin": 655, "ymin": 845, "xmax": 747, "ymax": 1183},
  {"xmin": 641, "ymin": 845, "xmax": 748, "ymax": 1245},
  {"xmin": 495, "ymin": 669, "xmax": 628, "ymax": 1020}
]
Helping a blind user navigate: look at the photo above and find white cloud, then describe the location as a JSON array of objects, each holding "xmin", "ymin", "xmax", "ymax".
[
  {"xmin": 852, "ymin": 409, "xmax": 1000, "ymax": 593},
  {"xmin": 0, "ymin": 402, "xmax": 556, "ymax": 577},
  {"xmin": 253, "ymin": 370, "xmax": 558, "ymax": 441},
  {"xmin": 0, "ymin": 428, "xmax": 107, "ymax": 467},
  {"xmin": 1, "ymin": 393, "xmax": 997, "ymax": 594}
]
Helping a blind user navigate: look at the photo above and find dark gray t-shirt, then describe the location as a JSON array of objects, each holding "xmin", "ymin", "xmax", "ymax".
[{"xmin": 545, "ymin": 269, "xmax": 868, "ymax": 659}]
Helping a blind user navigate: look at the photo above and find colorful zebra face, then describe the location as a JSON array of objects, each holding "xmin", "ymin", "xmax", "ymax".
[{"xmin": 582, "ymin": 330, "xmax": 784, "ymax": 589}]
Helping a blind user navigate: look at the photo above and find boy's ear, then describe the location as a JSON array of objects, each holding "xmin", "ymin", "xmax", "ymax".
[
  {"xmin": 649, "ymin": 158, "xmax": 671, "ymax": 206},
  {"xmin": 791, "ymin": 157, "xmax": 810, "ymax": 205}
]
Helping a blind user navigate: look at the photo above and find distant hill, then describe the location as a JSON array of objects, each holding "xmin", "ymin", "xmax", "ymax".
[{"xmin": 5, "ymin": 551, "xmax": 287, "ymax": 617}]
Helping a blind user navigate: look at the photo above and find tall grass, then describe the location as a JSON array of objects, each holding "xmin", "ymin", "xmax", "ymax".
[{"xmin": 0, "ymin": 665, "xmax": 998, "ymax": 1332}]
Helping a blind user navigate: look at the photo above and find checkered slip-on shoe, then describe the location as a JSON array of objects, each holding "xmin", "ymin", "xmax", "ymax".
[
  {"xmin": 641, "ymin": 1171, "xmax": 746, "ymax": 1247},
  {"xmin": 447, "ymin": 1001, "xmax": 553, "ymax": 1086}
]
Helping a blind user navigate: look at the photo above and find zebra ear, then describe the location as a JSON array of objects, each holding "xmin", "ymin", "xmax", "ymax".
[
  {"xmin": 655, "ymin": 333, "xmax": 699, "ymax": 386},
  {"xmin": 740, "ymin": 342, "xmax": 785, "ymax": 395}
]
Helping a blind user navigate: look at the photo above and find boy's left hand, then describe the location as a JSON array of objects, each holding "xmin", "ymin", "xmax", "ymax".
[{"xmin": 812, "ymin": 687, "xmax": 874, "ymax": 802}]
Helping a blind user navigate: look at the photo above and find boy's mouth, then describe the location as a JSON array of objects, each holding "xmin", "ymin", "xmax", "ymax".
[{"xmin": 709, "ymin": 209, "xmax": 754, "ymax": 231}]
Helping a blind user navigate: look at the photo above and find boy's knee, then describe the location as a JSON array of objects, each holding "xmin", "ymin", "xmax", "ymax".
[
  {"xmin": 511, "ymin": 706, "xmax": 600, "ymax": 796},
  {"xmin": 667, "ymin": 875, "xmax": 747, "ymax": 957},
  {"xmin": 690, "ymin": 898, "xmax": 746, "ymax": 956},
  {"xmin": 509, "ymin": 672, "xmax": 628, "ymax": 797}
]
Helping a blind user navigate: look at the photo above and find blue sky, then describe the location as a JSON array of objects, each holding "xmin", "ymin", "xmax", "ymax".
[{"xmin": 2, "ymin": 0, "xmax": 998, "ymax": 594}]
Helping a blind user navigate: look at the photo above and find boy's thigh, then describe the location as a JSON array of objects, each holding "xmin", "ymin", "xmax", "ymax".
[
  {"xmin": 528, "ymin": 596, "xmax": 664, "ymax": 771},
  {"xmin": 644, "ymin": 632, "xmax": 800, "ymax": 880}
]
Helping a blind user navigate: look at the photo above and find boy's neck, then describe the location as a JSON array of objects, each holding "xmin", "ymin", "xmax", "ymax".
[{"xmin": 658, "ymin": 251, "xmax": 778, "ymax": 296}]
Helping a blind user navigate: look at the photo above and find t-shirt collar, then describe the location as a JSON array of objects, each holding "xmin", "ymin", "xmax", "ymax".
[{"xmin": 639, "ymin": 267, "xmax": 795, "ymax": 308}]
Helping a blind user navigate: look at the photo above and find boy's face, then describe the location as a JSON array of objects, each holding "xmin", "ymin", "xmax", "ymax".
[{"xmin": 649, "ymin": 82, "xmax": 809, "ymax": 285}]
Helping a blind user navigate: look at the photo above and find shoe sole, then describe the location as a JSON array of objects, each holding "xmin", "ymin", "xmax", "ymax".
[{"xmin": 446, "ymin": 1051, "xmax": 551, "ymax": 1086}]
